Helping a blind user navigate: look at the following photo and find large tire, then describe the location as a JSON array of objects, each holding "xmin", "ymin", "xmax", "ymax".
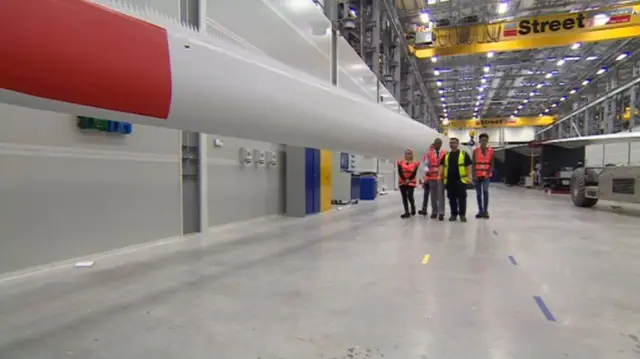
[
  {"xmin": 570, "ymin": 168, "xmax": 598, "ymax": 208},
  {"xmin": 585, "ymin": 167, "xmax": 599, "ymax": 186}
]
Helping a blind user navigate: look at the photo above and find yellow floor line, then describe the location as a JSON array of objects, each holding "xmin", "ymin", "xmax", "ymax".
[{"xmin": 421, "ymin": 254, "xmax": 430, "ymax": 264}]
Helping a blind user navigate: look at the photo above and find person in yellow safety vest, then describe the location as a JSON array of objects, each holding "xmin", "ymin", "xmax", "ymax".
[
  {"xmin": 473, "ymin": 133, "xmax": 495, "ymax": 219},
  {"xmin": 397, "ymin": 148, "xmax": 419, "ymax": 219},
  {"xmin": 439, "ymin": 137, "xmax": 473, "ymax": 223},
  {"xmin": 418, "ymin": 139, "xmax": 446, "ymax": 221}
]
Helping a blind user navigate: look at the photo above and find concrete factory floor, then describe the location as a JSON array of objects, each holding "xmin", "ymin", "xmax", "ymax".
[{"xmin": 0, "ymin": 186, "xmax": 639, "ymax": 359}]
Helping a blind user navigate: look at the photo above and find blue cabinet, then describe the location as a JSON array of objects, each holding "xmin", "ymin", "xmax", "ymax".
[{"xmin": 305, "ymin": 148, "xmax": 321, "ymax": 215}]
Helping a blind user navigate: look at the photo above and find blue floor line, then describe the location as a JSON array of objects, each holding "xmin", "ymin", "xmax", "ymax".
[
  {"xmin": 508, "ymin": 255, "xmax": 517, "ymax": 265},
  {"xmin": 533, "ymin": 296, "xmax": 556, "ymax": 322}
]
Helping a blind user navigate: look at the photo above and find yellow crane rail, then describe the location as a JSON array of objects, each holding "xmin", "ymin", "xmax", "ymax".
[{"xmin": 411, "ymin": 4, "xmax": 640, "ymax": 58}]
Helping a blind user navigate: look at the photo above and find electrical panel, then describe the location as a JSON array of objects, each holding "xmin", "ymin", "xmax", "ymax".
[
  {"xmin": 349, "ymin": 154, "xmax": 357, "ymax": 172},
  {"xmin": 239, "ymin": 147, "xmax": 252, "ymax": 164},
  {"xmin": 265, "ymin": 151, "xmax": 277, "ymax": 167},
  {"xmin": 253, "ymin": 149, "xmax": 265, "ymax": 165},
  {"xmin": 77, "ymin": 116, "xmax": 132, "ymax": 135}
]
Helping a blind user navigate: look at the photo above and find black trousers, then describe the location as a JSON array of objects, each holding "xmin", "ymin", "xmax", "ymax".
[
  {"xmin": 446, "ymin": 180, "xmax": 467, "ymax": 217},
  {"xmin": 399, "ymin": 185, "xmax": 416, "ymax": 213}
]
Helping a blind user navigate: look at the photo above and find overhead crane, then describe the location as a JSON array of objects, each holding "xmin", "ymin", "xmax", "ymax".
[
  {"xmin": 410, "ymin": 4, "xmax": 640, "ymax": 58},
  {"xmin": 441, "ymin": 116, "xmax": 555, "ymax": 130}
]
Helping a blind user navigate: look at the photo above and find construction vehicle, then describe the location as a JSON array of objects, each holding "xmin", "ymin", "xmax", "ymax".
[{"xmin": 542, "ymin": 133, "xmax": 640, "ymax": 207}]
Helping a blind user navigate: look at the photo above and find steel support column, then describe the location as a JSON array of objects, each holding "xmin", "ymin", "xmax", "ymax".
[
  {"xmin": 179, "ymin": 0, "xmax": 206, "ymax": 233},
  {"xmin": 325, "ymin": 0, "xmax": 338, "ymax": 87},
  {"xmin": 372, "ymin": 0, "xmax": 381, "ymax": 102}
]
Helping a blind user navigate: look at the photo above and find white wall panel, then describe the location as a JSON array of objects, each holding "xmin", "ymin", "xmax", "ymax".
[
  {"xmin": 504, "ymin": 127, "xmax": 536, "ymax": 142},
  {"xmin": 206, "ymin": 137, "xmax": 284, "ymax": 226},
  {"xmin": 377, "ymin": 158, "xmax": 396, "ymax": 191},
  {"xmin": 585, "ymin": 126, "xmax": 640, "ymax": 166},
  {"xmin": 0, "ymin": 105, "xmax": 182, "ymax": 274}
]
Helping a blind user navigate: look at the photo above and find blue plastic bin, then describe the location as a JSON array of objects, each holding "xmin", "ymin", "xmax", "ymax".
[{"xmin": 359, "ymin": 176, "xmax": 377, "ymax": 200}]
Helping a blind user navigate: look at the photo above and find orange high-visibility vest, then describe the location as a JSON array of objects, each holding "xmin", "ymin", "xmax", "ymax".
[
  {"xmin": 397, "ymin": 160, "xmax": 419, "ymax": 187},
  {"xmin": 424, "ymin": 148, "xmax": 447, "ymax": 181},
  {"xmin": 473, "ymin": 147, "xmax": 494, "ymax": 179}
]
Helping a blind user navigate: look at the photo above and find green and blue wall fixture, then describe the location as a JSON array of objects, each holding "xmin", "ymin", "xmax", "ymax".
[{"xmin": 77, "ymin": 116, "xmax": 132, "ymax": 134}]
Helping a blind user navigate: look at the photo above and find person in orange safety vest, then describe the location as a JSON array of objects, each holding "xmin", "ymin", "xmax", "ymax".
[
  {"xmin": 397, "ymin": 148, "xmax": 419, "ymax": 219},
  {"xmin": 473, "ymin": 133, "xmax": 495, "ymax": 219},
  {"xmin": 418, "ymin": 138, "xmax": 446, "ymax": 221}
]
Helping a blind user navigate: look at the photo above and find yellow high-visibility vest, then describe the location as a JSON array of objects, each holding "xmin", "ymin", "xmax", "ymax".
[{"xmin": 443, "ymin": 151, "xmax": 469, "ymax": 184}]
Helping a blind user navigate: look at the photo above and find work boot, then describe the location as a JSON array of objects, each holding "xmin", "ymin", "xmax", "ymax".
[
  {"xmin": 460, "ymin": 216, "xmax": 468, "ymax": 223},
  {"xmin": 449, "ymin": 216, "xmax": 457, "ymax": 222},
  {"xmin": 475, "ymin": 212, "xmax": 483, "ymax": 219},
  {"xmin": 418, "ymin": 209, "xmax": 427, "ymax": 216},
  {"xmin": 401, "ymin": 212, "xmax": 411, "ymax": 219},
  {"xmin": 438, "ymin": 215, "xmax": 444, "ymax": 221},
  {"xmin": 430, "ymin": 213, "xmax": 438, "ymax": 219},
  {"xmin": 483, "ymin": 212, "xmax": 490, "ymax": 219}
]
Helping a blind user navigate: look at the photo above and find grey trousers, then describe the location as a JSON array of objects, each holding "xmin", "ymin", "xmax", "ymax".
[{"xmin": 427, "ymin": 180, "xmax": 445, "ymax": 215}]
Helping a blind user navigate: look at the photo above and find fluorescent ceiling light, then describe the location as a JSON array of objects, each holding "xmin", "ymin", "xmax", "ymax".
[
  {"xmin": 436, "ymin": 80, "xmax": 443, "ymax": 86},
  {"xmin": 556, "ymin": 59, "xmax": 566, "ymax": 66},
  {"xmin": 552, "ymin": 103, "xmax": 557, "ymax": 108},
  {"xmin": 539, "ymin": 113, "xmax": 543, "ymax": 117},
  {"xmin": 434, "ymin": 69, "xmax": 440, "ymax": 76},
  {"xmin": 439, "ymin": 89, "xmax": 444, "ymax": 94},
  {"xmin": 513, "ymin": 110, "xmax": 519, "ymax": 114},
  {"xmin": 518, "ymin": 105, "xmax": 523, "ymax": 109},
  {"xmin": 419, "ymin": 12, "xmax": 430, "ymax": 23},
  {"xmin": 523, "ymin": 99, "xmax": 529, "ymax": 103},
  {"xmin": 477, "ymin": 95, "xmax": 483, "ymax": 99},
  {"xmin": 536, "ymin": 83, "xmax": 543, "ymax": 88},
  {"xmin": 560, "ymin": 96, "xmax": 567, "ymax": 101},
  {"xmin": 431, "ymin": 56, "xmax": 438, "ymax": 63},
  {"xmin": 545, "ymin": 73, "xmax": 553, "ymax": 79},
  {"xmin": 582, "ymin": 79, "xmax": 591, "ymax": 85},
  {"xmin": 497, "ymin": 2, "xmax": 508, "ymax": 14},
  {"xmin": 586, "ymin": 56, "xmax": 598, "ymax": 61},
  {"xmin": 529, "ymin": 92, "xmax": 536, "ymax": 96},
  {"xmin": 479, "ymin": 87, "xmax": 484, "ymax": 92},
  {"xmin": 565, "ymin": 56, "xmax": 581, "ymax": 61},
  {"xmin": 571, "ymin": 42, "xmax": 581, "ymax": 50},
  {"xmin": 483, "ymin": 65, "xmax": 491, "ymax": 73},
  {"xmin": 616, "ymin": 53, "xmax": 629, "ymax": 61},
  {"xmin": 487, "ymin": 51, "xmax": 495, "ymax": 58},
  {"xmin": 481, "ymin": 78, "xmax": 487, "ymax": 84},
  {"xmin": 596, "ymin": 67, "xmax": 607, "ymax": 75},
  {"xmin": 570, "ymin": 89, "xmax": 577, "ymax": 94},
  {"xmin": 440, "ymin": 96, "xmax": 445, "ymax": 101},
  {"xmin": 544, "ymin": 108, "xmax": 550, "ymax": 113}
]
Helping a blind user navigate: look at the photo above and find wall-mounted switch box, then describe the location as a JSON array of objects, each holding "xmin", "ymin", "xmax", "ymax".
[
  {"xmin": 213, "ymin": 138, "xmax": 224, "ymax": 148},
  {"xmin": 239, "ymin": 147, "xmax": 252, "ymax": 164},
  {"xmin": 253, "ymin": 149, "xmax": 265, "ymax": 165},
  {"xmin": 265, "ymin": 151, "xmax": 277, "ymax": 167}
]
